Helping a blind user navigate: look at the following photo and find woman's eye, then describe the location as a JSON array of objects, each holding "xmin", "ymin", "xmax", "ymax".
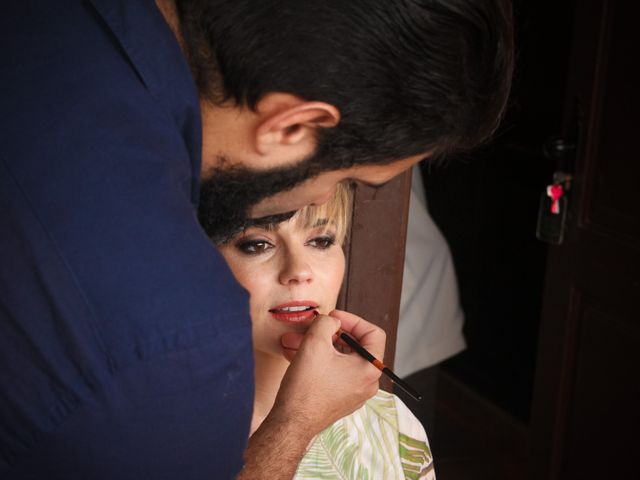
[
  {"xmin": 306, "ymin": 235, "xmax": 336, "ymax": 250},
  {"xmin": 235, "ymin": 239, "xmax": 273, "ymax": 255}
]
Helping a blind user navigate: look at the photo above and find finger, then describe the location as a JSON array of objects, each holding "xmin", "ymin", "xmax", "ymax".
[
  {"xmin": 302, "ymin": 314, "xmax": 341, "ymax": 348},
  {"xmin": 329, "ymin": 309, "xmax": 386, "ymax": 360},
  {"xmin": 281, "ymin": 331, "xmax": 305, "ymax": 351},
  {"xmin": 280, "ymin": 315, "xmax": 340, "ymax": 359},
  {"xmin": 281, "ymin": 346, "xmax": 297, "ymax": 362}
]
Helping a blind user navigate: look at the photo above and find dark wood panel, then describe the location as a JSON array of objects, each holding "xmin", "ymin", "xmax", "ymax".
[
  {"xmin": 570, "ymin": 230, "xmax": 640, "ymax": 317},
  {"xmin": 434, "ymin": 371, "xmax": 528, "ymax": 480},
  {"xmin": 560, "ymin": 299, "xmax": 640, "ymax": 478},
  {"xmin": 339, "ymin": 170, "xmax": 412, "ymax": 384},
  {"xmin": 583, "ymin": 0, "xmax": 640, "ymax": 242}
]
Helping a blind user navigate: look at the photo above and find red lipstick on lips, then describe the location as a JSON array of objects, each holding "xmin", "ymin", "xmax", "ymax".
[{"xmin": 269, "ymin": 301, "xmax": 319, "ymax": 324}]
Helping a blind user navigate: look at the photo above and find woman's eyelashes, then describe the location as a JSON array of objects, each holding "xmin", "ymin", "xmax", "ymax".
[
  {"xmin": 306, "ymin": 234, "xmax": 336, "ymax": 250},
  {"xmin": 235, "ymin": 238, "xmax": 274, "ymax": 255},
  {"xmin": 233, "ymin": 230, "xmax": 337, "ymax": 256}
]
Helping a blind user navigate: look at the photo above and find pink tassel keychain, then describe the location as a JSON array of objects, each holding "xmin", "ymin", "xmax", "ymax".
[{"xmin": 546, "ymin": 183, "xmax": 564, "ymax": 215}]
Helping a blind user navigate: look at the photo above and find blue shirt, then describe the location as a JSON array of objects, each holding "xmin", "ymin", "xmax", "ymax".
[{"xmin": 0, "ymin": 1, "xmax": 254, "ymax": 478}]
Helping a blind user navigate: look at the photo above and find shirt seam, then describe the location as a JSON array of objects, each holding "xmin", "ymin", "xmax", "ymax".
[{"xmin": 0, "ymin": 156, "xmax": 114, "ymax": 371}]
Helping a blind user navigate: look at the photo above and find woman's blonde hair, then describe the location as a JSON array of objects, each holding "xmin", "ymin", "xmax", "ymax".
[
  {"xmin": 241, "ymin": 180, "xmax": 353, "ymax": 245},
  {"xmin": 291, "ymin": 180, "xmax": 353, "ymax": 245}
]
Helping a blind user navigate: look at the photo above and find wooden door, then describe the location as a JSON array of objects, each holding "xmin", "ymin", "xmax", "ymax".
[{"xmin": 528, "ymin": 1, "xmax": 640, "ymax": 478}]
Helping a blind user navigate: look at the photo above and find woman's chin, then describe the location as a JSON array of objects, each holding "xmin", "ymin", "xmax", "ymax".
[{"xmin": 254, "ymin": 345, "xmax": 293, "ymax": 363}]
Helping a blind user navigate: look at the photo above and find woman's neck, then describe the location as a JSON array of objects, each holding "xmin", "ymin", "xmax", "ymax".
[{"xmin": 251, "ymin": 350, "xmax": 290, "ymax": 435}]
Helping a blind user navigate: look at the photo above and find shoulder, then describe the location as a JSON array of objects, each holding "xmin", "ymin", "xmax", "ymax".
[
  {"xmin": 382, "ymin": 391, "xmax": 436, "ymax": 479},
  {"xmin": 365, "ymin": 391, "xmax": 435, "ymax": 478},
  {"xmin": 1, "ymin": 3, "xmax": 251, "ymax": 472},
  {"xmin": 295, "ymin": 390, "xmax": 436, "ymax": 479}
]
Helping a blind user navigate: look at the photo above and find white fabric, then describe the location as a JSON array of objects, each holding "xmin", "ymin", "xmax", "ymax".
[
  {"xmin": 395, "ymin": 165, "xmax": 466, "ymax": 377},
  {"xmin": 295, "ymin": 390, "xmax": 435, "ymax": 479}
]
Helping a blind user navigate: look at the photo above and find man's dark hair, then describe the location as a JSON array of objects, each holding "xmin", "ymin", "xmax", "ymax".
[{"xmin": 176, "ymin": 0, "xmax": 514, "ymax": 169}]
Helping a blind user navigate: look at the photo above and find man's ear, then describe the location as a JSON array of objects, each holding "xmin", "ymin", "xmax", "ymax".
[{"xmin": 254, "ymin": 93, "xmax": 340, "ymax": 156}]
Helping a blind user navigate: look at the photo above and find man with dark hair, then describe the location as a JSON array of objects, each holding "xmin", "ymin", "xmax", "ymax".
[{"xmin": 0, "ymin": 0, "xmax": 513, "ymax": 478}]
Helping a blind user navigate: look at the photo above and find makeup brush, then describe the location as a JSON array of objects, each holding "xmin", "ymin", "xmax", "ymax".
[{"xmin": 337, "ymin": 329, "xmax": 422, "ymax": 402}]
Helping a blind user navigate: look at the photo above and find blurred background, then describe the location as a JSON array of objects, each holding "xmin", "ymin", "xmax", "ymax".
[{"xmin": 400, "ymin": 0, "xmax": 639, "ymax": 478}]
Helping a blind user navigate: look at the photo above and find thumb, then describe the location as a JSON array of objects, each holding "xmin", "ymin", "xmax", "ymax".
[{"xmin": 280, "ymin": 331, "xmax": 304, "ymax": 361}]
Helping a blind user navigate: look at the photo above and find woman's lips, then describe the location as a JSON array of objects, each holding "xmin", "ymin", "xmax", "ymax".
[{"xmin": 269, "ymin": 301, "xmax": 319, "ymax": 324}]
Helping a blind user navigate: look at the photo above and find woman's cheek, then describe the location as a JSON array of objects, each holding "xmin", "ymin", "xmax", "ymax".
[
  {"xmin": 333, "ymin": 252, "xmax": 346, "ymax": 289},
  {"xmin": 320, "ymin": 251, "xmax": 346, "ymax": 303},
  {"xmin": 232, "ymin": 262, "xmax": 262, "ymax": 295},
  {"xmin": 245, "ymin": 276, "xmax": 272, "ymax": 315}
]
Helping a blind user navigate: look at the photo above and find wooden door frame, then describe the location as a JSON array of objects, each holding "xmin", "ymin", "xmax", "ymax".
[{"xmin": 338, "ymin": 170, "xmax": 412, "ymax": 390}]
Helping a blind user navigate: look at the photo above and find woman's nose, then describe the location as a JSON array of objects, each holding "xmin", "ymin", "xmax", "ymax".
[{"xmin": 278, "ymin": 253, "xmax": 313, "ymax": 285}]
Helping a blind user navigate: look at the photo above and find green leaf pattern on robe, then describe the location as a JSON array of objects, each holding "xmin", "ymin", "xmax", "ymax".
[{"xmin": 295, "ymin": 390, "xmax": 435, "ymax": 479}]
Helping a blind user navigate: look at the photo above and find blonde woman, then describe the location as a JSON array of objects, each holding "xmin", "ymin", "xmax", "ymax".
[{"xmin": 218, "ymin": 182, "xmax": 435, "ymax": 479}]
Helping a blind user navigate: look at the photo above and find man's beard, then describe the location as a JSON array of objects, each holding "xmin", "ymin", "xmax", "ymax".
[
  {"xmin": 198, "ymin": 127, "xmax": 365, "ymax": 243},
  {"xmin": 198, "ymin": 157, "xmax": 320, "ymax": 244}
]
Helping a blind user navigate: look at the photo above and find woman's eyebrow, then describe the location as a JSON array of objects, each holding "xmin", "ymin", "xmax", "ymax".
[{"xmin": 312, "ymin": 218, "xmax": 329, "ymax": 228}]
